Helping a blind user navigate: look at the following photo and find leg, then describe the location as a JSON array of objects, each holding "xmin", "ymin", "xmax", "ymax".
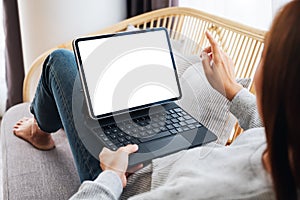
[{"xmin": 16, "ymin": 49, "xmax": 101, "ymax": 182}]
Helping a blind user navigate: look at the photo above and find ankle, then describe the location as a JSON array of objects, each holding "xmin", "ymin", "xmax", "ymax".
[{"xmin": 32, "ymin": 119, "xmax": 51, "ymax": 137}]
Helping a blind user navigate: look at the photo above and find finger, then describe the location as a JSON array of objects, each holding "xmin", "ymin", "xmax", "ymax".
[
  {"xmin": 119, "ymin": 144, "xmax": 139, "ymax": 154},
  {"xmin": 121, "ymin": 175, "xmax": 127, "ymax": 188},
  {"xmin": 205, "ymin": 31, "xmax": 218, "ymax": 48},
  {"xmin": 102, "ymin": 147, "xmax": 111, "ymax": 153},
  {"xmin": 99, "ymin": 147, "xmax": 112, "ymax": 158},
  {"xmin": 203, "ymin": 46, "xmax": 212, "ymax": 53},
  {"xmin": 205, "ymin": 31, "xmax": 221, "ymax": 62},
  {"xmin": 201, "ymin": 52, "xmax": 213, "ymax": 75}
]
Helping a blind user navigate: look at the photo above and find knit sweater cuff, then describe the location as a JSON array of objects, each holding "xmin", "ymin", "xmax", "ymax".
[
  {"xmin": 229, "ymin": 88, "xmax": 262, "ymax": 130},
  {"xmin": 93, "ymin": 170, "xmax": 123, "ymax": 198}
]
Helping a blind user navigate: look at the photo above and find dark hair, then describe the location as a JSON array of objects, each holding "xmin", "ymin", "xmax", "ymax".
[{"xmin": 261, "ymin": 0, "xmax": 300, "ymax": 199}]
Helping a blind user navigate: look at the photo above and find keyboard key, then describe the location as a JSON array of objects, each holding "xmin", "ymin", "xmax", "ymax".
[
  {"xmin": 118, "ymin": 138, "xmax": 125, "ymax": 143},
  {"xmin": 116, "ymin": 143, "xmax": 124, "ymax": 148},
  {"xmin": 119, "ymin": 126, "xmax": 126, "ymax": 131},
  {"xmin": 166, "ymin": 115, "xmax": 172, "ymax": 120},
  {"xmin": 173, "ymin": 123, "xmax": 180, "ymax": 128},
  {"xmin": 152, "ymin": 123, "xmax": 159, "ymax": 128},
  {"xmin": 112, "ymin": 124, "xmax": 118, "ymax": 128},
  {"xmin": 138, "ymin": 126, "xmax": 146, "ymax": 131},
  {"xmin": 170, "ymin": 129, "xmax": 178, "ymax": 135},
  {"xmin": 109, "ymin": 134, "xmax": 117, "ymax": 140},
  {"xmin": 183, "ymin": 127, "xmax": 190, "ymax": 131},
  {"xmin": 132, "ymin": 123, "xmax": 139, "ymax": 127},
  {"xmin": 131, "ymin": 138, "xmax": 140, "ymax": 144},
  {"xmin": 139, "ymin": 132, "xmax": 147, "ymax": 137},
  {"xmin": 103, "ymin": 125, "xmax": 111, "ymax": 130},
  {"xmin": 102, "ymin": 136, "xmax": 110, "ymax": 142},
  {"xmin": 160, "ymin": 126, "xmax": 167, "ymax": 131},
  {"xmin": 112, "ymin": 128, "xmax": 119, "ymax": 133},
  {"xmin": 166, "ymin": 125, "xmax": 174, "ymax": 130},
  {"xmin": 159, "ymin": 116, "xmax": 165, "ymax": 121},
  {"xmin": 183, "ymin": 115, "xmax": 192, "ymax": 120},
  {"xmin": 117, "ymin": 132, "xmax": 125, "ymax": 137},
  {"xmin": 98, "ymin": 133, "xmax": 105, "ymax": 137},
  {"xmin": 146, "ymin": 125, "xmax": 152, "ymax": 129},
  {"xmin": 178, "ymin": 117, "xmax": 185, "ymax": 121},
  {"xmin": 174, "ymin": 108, "xmax": 182, "ymax": 112},
  {"xmin": 158, "ymin": 122, "xmax": 166, "ymax": 126},
  {"xmin": 176, "ymin": 128, "xmax": 183, "ymax": 132},
  {"xmin": 152, "ymin": 118, "xmax": 159, "ymax": 122},
  {"xmin": 171, "ymin": 118, "xmax": 179, "ymax": 123},
  {"xmin": 112, "ymin": 147, "xmax": 117, "ymax": 151},
  {"xmin": 179, "ymin": 122, "xmax": 187, "ymax": 126},
  {"xmin": 171, "ymin": 113, "xmax": 179, "ymax": 118},
  {"xmin": 123, "ymin": 141, "xmax": 131, "ymax": 145},
  {"xmin": 132, "ymin": 128, "xmax": 138, "ymax": 133},
  {"xmin": 107, "ymin": 141, "xmax": 114, "ymax": 146},
  {"xmin": 146, "ymin": 130, "xmax": 154, "ymax": 135},
  {"xmin": 188, "ymin": 124, "xmax": 196, "ymax": 129},
  {"xmin": 125, "ymin": 135, "xmax": 132, "ymax": 140},
  {"xmin": 196, "ymin": 123, "xmax": 202, "ymax": 128},
  {"xmin": 186, "ymin": 119, "xmax": 197, "ymax": 124},
  {"xmin": 126, "ymin": 124, "xmax": 133, "ymax": 129},
  {"xmin": 139, "ymin": 121, "xmax": 147, "ymax": 126},
  {"xmin": 153, "ymin": 128, "xmax": 160, "ymax": 133}
]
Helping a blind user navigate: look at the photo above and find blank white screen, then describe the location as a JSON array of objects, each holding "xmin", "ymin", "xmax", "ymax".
[{"xmin": 78, "ymin": 30, "xmax": 180, "ymax": 117}]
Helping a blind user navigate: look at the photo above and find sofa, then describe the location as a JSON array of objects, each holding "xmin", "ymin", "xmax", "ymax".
[{"xmin": 1, "ymin": 7, "xmax": 265, "ymax": 199}]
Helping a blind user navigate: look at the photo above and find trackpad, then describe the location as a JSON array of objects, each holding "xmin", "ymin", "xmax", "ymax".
[{"xmin": 146, "ymin": 135, "xmax": 191, "ymax": 157}]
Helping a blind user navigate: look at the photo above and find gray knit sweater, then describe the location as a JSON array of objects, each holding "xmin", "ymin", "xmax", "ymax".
[{"xmin": 70, "ymin": 89, "xmax": 275, "ymax": 200}]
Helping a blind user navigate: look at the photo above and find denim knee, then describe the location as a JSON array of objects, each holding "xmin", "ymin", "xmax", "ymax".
[
  {"xmin": 42, "ymin": 49, "xmax": 77, "ymax": 86},
  {"xmin": 47, "ymin": 49, "xmax": 76, "ymax": 72}
]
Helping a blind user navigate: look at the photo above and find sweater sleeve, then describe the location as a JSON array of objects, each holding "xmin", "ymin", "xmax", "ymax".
[
  {"xmin": 69, "ymin": 170, "xmax": 123, "ymax": 200},
  {"xmin": 229, "ymin": 88, "xmax": 263, "ymax": 130}
]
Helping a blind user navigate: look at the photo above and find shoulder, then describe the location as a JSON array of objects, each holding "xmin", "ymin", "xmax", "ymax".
[{"xmin": 231, "ymin": 127, "xmax": 266, "ymax": 146}]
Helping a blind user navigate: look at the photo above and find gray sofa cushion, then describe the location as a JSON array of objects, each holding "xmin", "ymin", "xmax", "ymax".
[{"xmin": 1, "ymin": 103, "xmax": 80, "ymax": 200}]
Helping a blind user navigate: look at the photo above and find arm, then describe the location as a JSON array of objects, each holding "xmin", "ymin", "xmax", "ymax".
[
  {"xmin": 70, "ymin": 144, "xmax": 140, "ymax": 200},
  {"xmin": 201, "ymin": 31, "xmax": 263, "ymax": 130},
  {"xmin": 229, "ymin": 88, "xmax": 263, "ymax": 130},
  {"xmin": 69, "ymin": 170, "xmax": 123, "ymax": 200}
]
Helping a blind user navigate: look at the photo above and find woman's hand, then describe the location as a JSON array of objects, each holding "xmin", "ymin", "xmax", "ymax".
[
  {"xmin": 201, "ymin": 31, "xmax": 243, "ymax": 101},
  {"xmin": 99, "ymin": 144, "xmax": 140, "ymax": 188}
]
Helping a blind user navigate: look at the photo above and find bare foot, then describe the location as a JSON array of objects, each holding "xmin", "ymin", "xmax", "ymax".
[{"xmin": 13, "ymin": 117, "xmax": 55, "ymax": 151}]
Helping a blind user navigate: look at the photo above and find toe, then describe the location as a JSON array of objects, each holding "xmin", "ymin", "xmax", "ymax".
[
  {"xmin": 15, "ymin": 121, "xmax": 22, "ymax": 126},
  {"xmin": 19, "ymin": 117, "xmax": 28, "ymax": 122}
]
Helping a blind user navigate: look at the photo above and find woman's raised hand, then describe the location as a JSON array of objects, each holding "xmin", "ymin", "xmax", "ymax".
[{"xmin": 201, "ymin": 31, "xmax": 242, "ymax": 100}]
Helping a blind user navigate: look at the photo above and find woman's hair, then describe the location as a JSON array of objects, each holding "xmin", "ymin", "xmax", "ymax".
[{"xmin": 261, "ymin": 0, "xmax": 300, "ymax": 199}]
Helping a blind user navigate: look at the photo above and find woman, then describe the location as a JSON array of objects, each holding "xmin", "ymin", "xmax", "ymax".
[{"xmin": 13, "ymin": 1, "xmax": 299, "ymax": 199}]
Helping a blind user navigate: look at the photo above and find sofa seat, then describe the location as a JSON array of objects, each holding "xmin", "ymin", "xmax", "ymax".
[{"xmin": 1, "ymin": 103, "xmax": 80, "ymax": 200}]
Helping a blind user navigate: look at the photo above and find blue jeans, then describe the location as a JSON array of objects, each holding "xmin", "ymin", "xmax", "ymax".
[{"xmin": 30, "ymin": 49, "xmax": 101, "ymax": 182}]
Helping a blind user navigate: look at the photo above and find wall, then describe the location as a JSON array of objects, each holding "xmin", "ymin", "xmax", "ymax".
[
  {"xmin": 0, "ymin": 0, "xmax": 6, "ymax": 115},
  {"xmin": 18, "ymin": 0, "xmax": 127, "ymax": 73},
  {"xmin": 179, "ymin": 0, "xmax": 273, "ymax": 30},
  {"xmin": 272, "ymin": 0, "xmax": 290, "ymax": 15}
]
